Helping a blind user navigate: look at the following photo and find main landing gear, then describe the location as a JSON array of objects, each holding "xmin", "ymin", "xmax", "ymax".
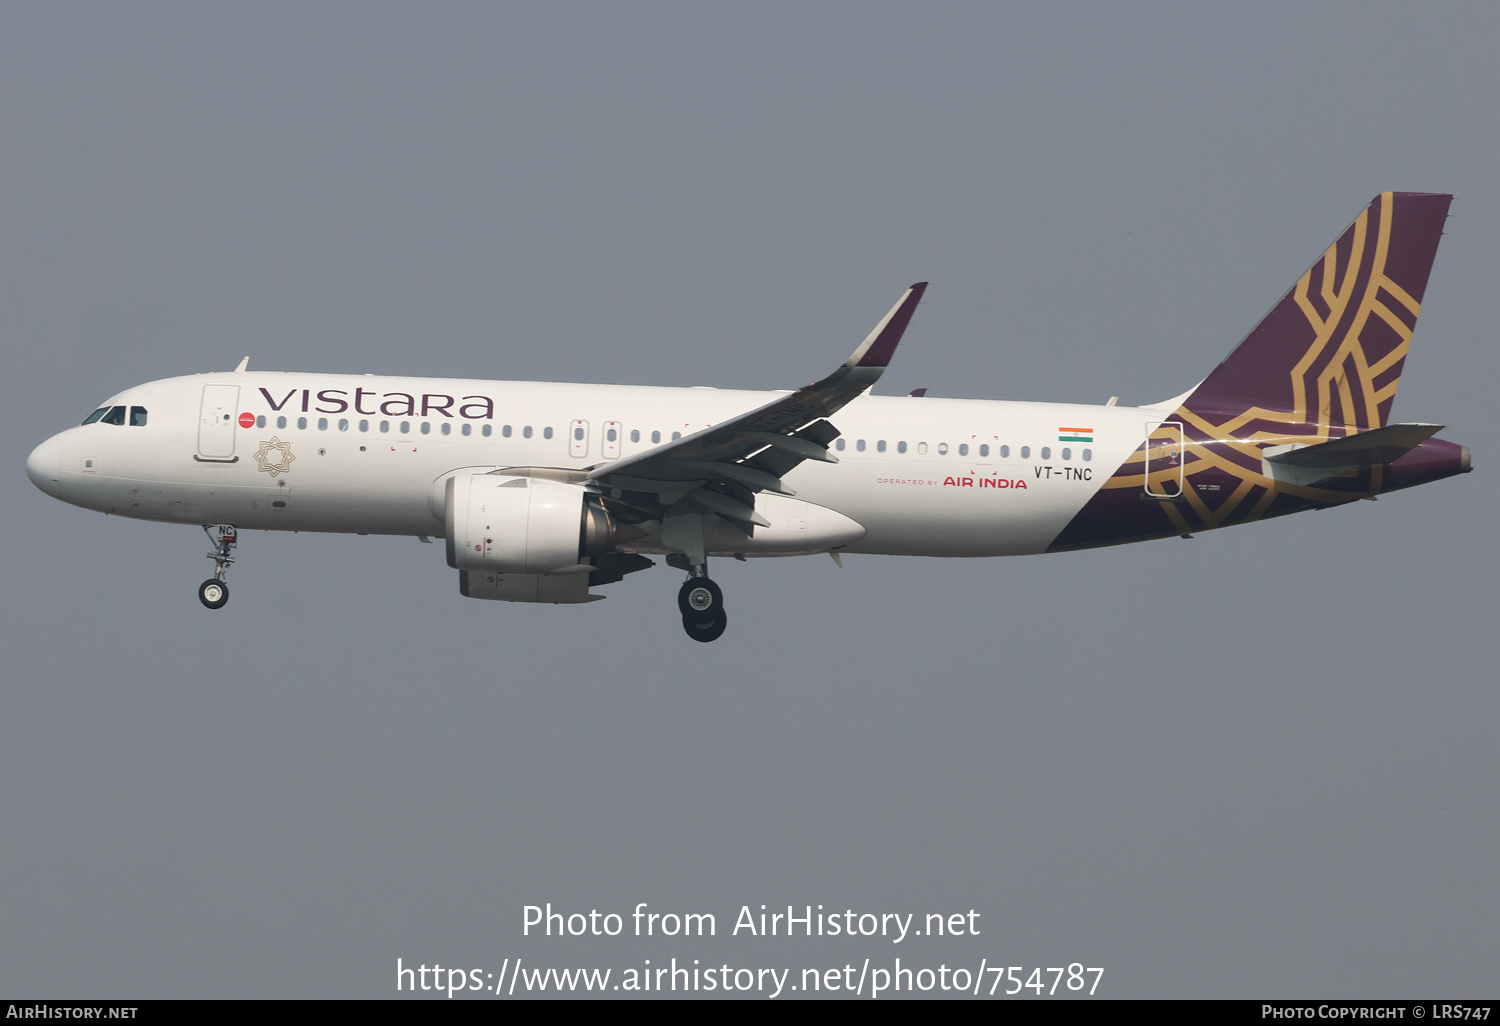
[
  {"xmin": 199, "ymin": 524, "xmax": 236, "ymax": 610},
  {"xmin": 678, "ymin": 571, "xmax": 726, "ymax": 643},
  {"xmin": 663, "ymin": 510, "xmax": 727, "ymax": 642}
]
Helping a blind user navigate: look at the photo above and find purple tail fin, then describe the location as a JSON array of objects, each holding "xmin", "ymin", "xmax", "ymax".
[{"xmin": 1180, "ymin": 192, "xmax": 1451, "ymax": 436}]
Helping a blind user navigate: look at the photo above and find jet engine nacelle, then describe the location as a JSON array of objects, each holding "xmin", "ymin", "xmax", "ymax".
[{"xmin": 445, "ymin": 474, "xmax": 614, "ymax": 573}]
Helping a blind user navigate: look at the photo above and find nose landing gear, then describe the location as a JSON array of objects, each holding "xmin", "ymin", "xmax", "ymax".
[
  {"xmin": 678, "ymin": 570, "xmax": 726, "ymax": 643},
  {"xmin": 199, "ymin": 524, "xmax": 237, "ymax": 610}
]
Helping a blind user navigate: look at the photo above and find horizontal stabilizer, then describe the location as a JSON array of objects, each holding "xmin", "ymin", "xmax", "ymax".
[{"xmin": 1265, "ymin": 423, "xmax": 1444, "ymax": 469}]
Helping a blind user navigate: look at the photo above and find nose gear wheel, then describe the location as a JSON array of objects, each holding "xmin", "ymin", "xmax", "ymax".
[{"xmin": 198, "ymin": 579, "xmax": 229, "ymax": 609}]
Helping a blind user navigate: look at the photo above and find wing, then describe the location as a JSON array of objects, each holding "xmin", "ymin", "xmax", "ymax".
[{"xmin": 585, "ymin": 282, "xmax": 928, "ymax": 529}]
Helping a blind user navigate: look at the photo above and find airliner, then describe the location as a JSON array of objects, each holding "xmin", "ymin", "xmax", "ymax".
[{"xmin": 25, "ymin": 192, "xmax": 1471, "ymax": 641}]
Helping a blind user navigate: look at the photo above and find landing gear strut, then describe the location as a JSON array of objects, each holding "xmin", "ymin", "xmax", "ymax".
[
  {"xmin": 200, "ymin": 524, "xmax": 236, "ymax": 610},
  {"xmin": 678, "ymin": 568, "xmax": 726, "ymax": 643}
]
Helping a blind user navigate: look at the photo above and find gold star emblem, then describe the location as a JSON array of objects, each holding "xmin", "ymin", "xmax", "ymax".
[{"xmin": 253, "ymin": 436, "xmax": 296, "ymax": 477}]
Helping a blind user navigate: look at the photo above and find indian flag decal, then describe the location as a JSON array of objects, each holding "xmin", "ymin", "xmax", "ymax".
[{"xmin": 1058, "ymin": 426, "xmax": 1093, "ymax": 443}]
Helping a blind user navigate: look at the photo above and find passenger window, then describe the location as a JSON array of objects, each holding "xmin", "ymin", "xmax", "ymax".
[
  {"xmin": 651, "ymin": 430, "xmax": 661, "ymax": 443},
  {"xmin": 482, "ymin": 424, "xmax": 493, "ymax": 436},
  {"xmin": 897, "ymin": 441, "xmax": 907, "ymax": 454},
  {"xmin": 979, "ymin": 444, "xmax": 988, "ymax": 457},
  {"xmin": 379, "ymin": 420, "xmax": 389, "ymax": 432},
  {"xmin": 102, "ymin": 406, "xmax": 126, "ymax": 425},
  {"xmin": 421, "ymin": 422, "xmax": 430, "ymax": 435},
  {"xmin": 399, "ymin": 421, "xmax": 409, "ymax": 433},
  {"xmin": 1000, "ymin": 445, "xmax": 1009, "ymax": 458},
  {"xmin": 630, "ymin": 429, "xmax": 640, "ymax": 443},
  {"xmin": 959, "ymin": 443, "xmax": 969, "ymax": 456},
  {"xmin": 339, "ymin": 419, "xmax": 349, "ymax": 431},
  {"xmin": 856, "ymin": 439, "xmax": 866, "ymax": 452},
  {"xmin": 440, "ymin": 423, "xmax": 450, "ymax": 435},
  {"xmin": 255, "ymin": 414, "xmax": 266, "ymax": 428},
  {"xmin": 82, "ymin": 408, "xmax": 109, "ymax": 425},
  {"xmin": 574, "ymin": 426, "xmax": 584, "ymax": 441},
  {"xmin": 938, "ymin": 442, "xmax": 948, "ymax": 455},
  {"xmin": 318, "ymin": 418, "xmax": 329, "ymax": 430},
  {"xmin": 607, "ymin": 427, "xmax": 617, "ymax": 442},
  {"xmin": 359, "ymin": 420, "xmax": 369, "ymax": 432},
  {"xmin": 544, "ymin": 427, "xmax": 554, "ymax": 439},
  {"xmin": 877, "ymin": 440, "xmax": 886, "ymax": 453},
  {"xmin": 523, "ymin": 426, "xmax": 533, "ymax": 438},
  {"xmin": 503, "ymin": 425, "xmax": 512, "ymax": 437},
  {"xmin": 1083, "ymin": 448, "xmax": 1092, "ymax": 461},
  {"xmin": 297, "ymin": 417, "xmax": 308, "ymax": 430},
  {"xmin": 277, "ymin": 416, "xmax": 287, "ymax": 429},
  {"xmin": 1062, "ymin": 447, "xmax": 1071, "ymax": 460},
  {"xmin": 462, "ymin": 423, "xmax": 472, "ymax": 436},
  {"xmin": 672, "ymin": 432, "xmax": 681, "ymax": 440},
  {"xmin": 1020, "ymin": 446, "xmax": 1030, "ymax": 458},
  {"xmin": 1041, "ymin": 447, "xmax": 1051, "ymax": 460},
  {"xmin": 835, "ymin": 438, "xmax": 846, "ymax": 451},
  {"xmin": 918, "ymin": 442, "xmax": 928, "ymax": 455}
]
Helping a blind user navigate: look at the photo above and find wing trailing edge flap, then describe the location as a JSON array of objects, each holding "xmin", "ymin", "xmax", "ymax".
[
  {"xmin": 1264, "ymin": 423, "xmax": 1444, "ymax": 469},
  {"xmin": 585, "ymin": 282, "xmax": 928, "ymax": 523}
]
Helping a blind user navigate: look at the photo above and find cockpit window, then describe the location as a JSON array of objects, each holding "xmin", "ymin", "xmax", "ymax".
[
  {"xmin": 100, "ymin": 406, "xmax": 127, "ymax": 426},
  {"xmin": 130, "ymin": 406, "xmax": 148, "ymax": 426},
  {"xmin": 82, "ymin": 408, "xmax": 110, "ymax": 425}
]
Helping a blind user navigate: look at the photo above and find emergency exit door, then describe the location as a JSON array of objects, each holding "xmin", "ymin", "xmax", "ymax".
[
  {"xmin": 602, "ymin": 420, "xmax": 622, "ymax": 459},
  {"xmin": 569, "ymin": 419, "xmax": 589, "ymax": 458}
]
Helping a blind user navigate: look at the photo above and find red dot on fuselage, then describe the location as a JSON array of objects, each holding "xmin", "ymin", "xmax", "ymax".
[{"xmin": 238, "ymin": 412, "xmax": 255, "ymax": 428}]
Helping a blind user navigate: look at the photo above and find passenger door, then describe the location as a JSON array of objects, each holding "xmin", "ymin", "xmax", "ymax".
[
  {"xmin": 197, "ymin": 385, "xmax": 240, "ymax": 461},
  {"xmin": 1143, "ymin": 421, "xmax": 1183, "ymax": 498}
]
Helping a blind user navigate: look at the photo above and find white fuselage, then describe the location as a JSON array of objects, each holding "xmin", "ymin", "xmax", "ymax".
[{"xmin": 29, "ymin": 371, "xmax": 1153, "ymax": 557}]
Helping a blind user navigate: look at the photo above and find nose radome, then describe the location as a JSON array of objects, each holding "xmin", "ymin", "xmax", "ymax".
[{"xmin": 26, "ymin": 435, "xmax": 63, "ymax": 497}]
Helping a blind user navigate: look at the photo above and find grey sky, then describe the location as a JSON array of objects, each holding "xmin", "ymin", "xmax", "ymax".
[{"xmin": 2, "ymin": 3, "xmax": 1495, "ymax": 998}]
